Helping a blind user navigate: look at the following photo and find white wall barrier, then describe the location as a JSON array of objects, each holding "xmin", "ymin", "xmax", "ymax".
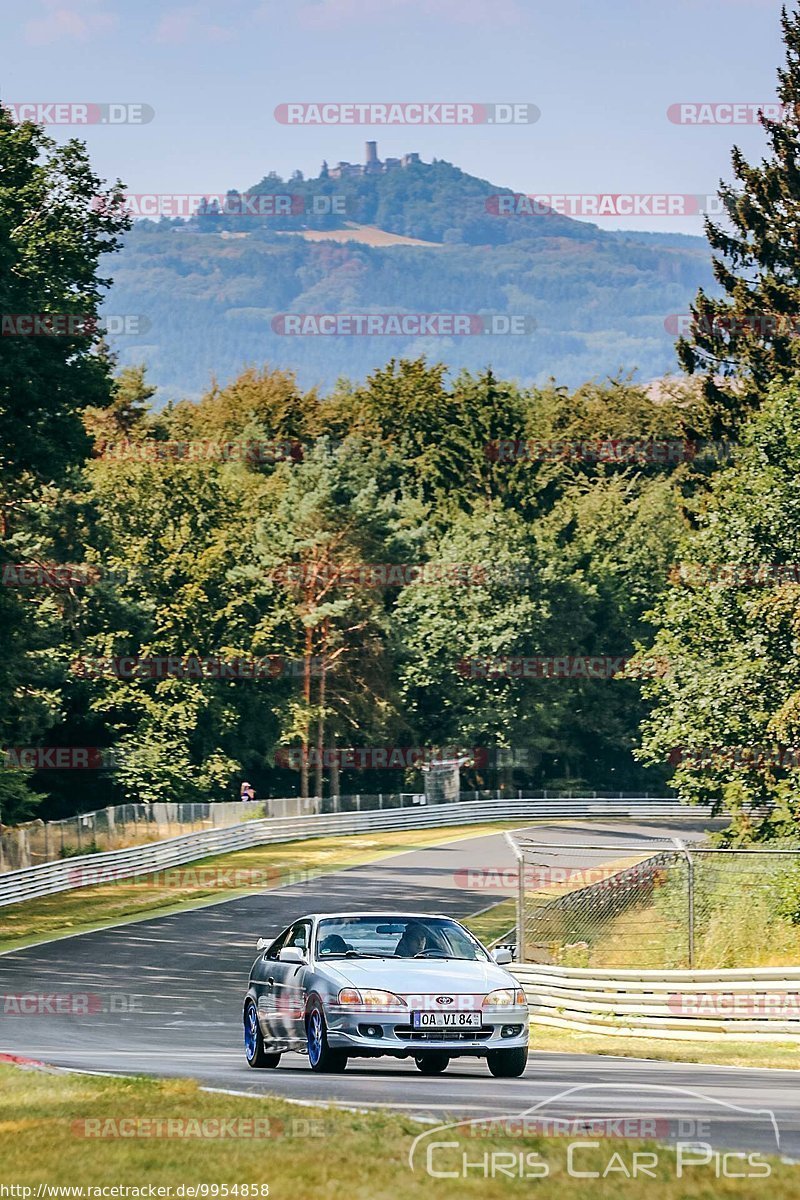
[
  {"xmin": 513, "ymin": 963, "xmax": 800, "ymax": 1042},
  {"xmin": 0, "ymin": 797, "xmax": 708, "ymax": 909}
]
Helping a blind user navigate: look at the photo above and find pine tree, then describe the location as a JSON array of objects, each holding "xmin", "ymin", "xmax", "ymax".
[{"xmin": 678, "ymin": 5, "xmax": 800, "ymax": 437}]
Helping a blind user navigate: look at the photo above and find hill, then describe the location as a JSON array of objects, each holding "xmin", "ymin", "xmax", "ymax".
[{"xmin": 102, "ymin": 152, "xmax": 716, "ymax": 398}]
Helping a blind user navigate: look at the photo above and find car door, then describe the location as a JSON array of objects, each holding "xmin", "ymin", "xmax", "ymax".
[
  {"xmin": 264, "ymin": 920, "xmax": 312, "ymax": 1048},
  {"xmin": 256, "ymin": 925, "xmax": 292, "ymax": 1046},
  {"xmin": 281, "ymin": 920, "xmax": 314, "ymax": 1045}
]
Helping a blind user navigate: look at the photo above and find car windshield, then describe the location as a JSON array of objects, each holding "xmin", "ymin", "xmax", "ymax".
[{"xmin": 315, "ymin": 915, "xmax": 490, "ymax": 961}]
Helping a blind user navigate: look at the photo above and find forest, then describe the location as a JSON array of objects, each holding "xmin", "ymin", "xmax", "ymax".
[{"xmin": 5, "ymin": 9, "xmax": 800, "ymax": 846}]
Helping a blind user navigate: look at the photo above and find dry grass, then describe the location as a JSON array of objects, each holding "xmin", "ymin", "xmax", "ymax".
[
  {"xmin": 276, "ymin": 222, "xmax": 443, "ymax": 247},
  {"xmin": 464, "ymin": 897, "xmax": 517, "ymax": 946},
  {"xmin": 531, "ymin": 1022, "xmax": 800, "ymax": 1070},
  {"xmin": 571, "ymin": 879, "xmax": 800, "ymax": 970},
  {"xmin": 1, "ymin": 1063, "xmax": 796, "ymax": 1197}
]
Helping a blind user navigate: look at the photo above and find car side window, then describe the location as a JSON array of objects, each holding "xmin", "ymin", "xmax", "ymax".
[
  {"xmin": 287, "ymin": 921, "xmax": 311, "ymax": 953},
  {"xmin": 264, "ymin": 927, "xmax": 291, "ymax": 961}
]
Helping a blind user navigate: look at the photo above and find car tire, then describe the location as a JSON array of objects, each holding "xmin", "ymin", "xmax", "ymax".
[
  {"xmin": 244, "ymin": 1000, "xmax": 282, "ymax": 1069},
  {"xmin": 486, "ymin": 1046, "xmax": 528, "ymax": 1078},
  {"xmin": 414, "ymin": 1053, "xmax": 450, "ymax": 1075},
  {"xmin": 306, "ymin": 1004, "xmax": 348, "ymax": 1073}
]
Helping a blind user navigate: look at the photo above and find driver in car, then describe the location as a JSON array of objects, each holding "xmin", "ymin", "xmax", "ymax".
[{"xmin": 395, "ymin": 921, "xmax": 428, "ymax": 956}]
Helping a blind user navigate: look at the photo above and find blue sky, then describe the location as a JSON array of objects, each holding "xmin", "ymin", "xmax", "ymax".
[{"xmin": 2, "ymin": 0, "xmax": 787, "ymax": 233}]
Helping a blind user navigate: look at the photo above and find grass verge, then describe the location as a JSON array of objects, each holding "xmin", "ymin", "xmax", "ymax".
[
  {"xmin": 463, "ymin": 896, "xmax": 517, "ymax": 946},
  {"xmin": 1, "ymin": 1063, "xmax": 796, "ymax": 1197},
  {"xmin": 560, "ymin": 897, "xmax": 800, "ymax": 970},
  {"xmin": 561, "ymin": 852, "xmax": 800, "ymax": 970},
  {"xmin": 531, "ymin": 1022, "xmax": 800, "ymax": 1070},
  {"xmin": 0, "ymin": 822, "xmax": 515, "ymax": 953}
]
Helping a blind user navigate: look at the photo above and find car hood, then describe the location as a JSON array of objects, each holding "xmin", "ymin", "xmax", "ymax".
[{"xmin": 322, "ymin": 957, "xmax": 518, "ymax": 997}]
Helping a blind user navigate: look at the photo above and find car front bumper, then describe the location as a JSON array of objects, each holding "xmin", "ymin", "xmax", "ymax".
[{"xmin": 325, "ymin": 1004, "xmax": 530, "ymax": 1056}]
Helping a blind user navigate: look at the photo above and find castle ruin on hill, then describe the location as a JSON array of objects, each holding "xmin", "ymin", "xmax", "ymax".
[{"xmin": 321, "ymin": 142, "xmax": 421, "ymax": 180}]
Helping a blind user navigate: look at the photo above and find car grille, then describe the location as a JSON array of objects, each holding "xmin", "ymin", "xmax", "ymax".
[{"xmin": 393, "ymin": 1025, "xmax": 493, "ymax": 1042}]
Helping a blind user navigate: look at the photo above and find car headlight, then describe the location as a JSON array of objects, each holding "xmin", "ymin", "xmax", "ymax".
[
  {"xmin": 483, "ymin": 988, "xmax": 526, "ymax": 1007},
  {"xmin": 337, "ymin": 988, "xmax": 407, "ymax": 1007}
]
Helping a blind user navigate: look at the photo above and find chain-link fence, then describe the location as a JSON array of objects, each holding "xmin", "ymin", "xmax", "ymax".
[
  {"xmin": 0, "ymin": 802, "xmax": 256, "ymax": 872},
  {"xmin": 508, "ymin": 835, "xmax": 800, "ymax": 969},
  {"xmin": 0, "ymin": 792, "xmax": 439, "ymax": 871},
  {"xmin": 0, "ymin": 789, "xmax": 672, "ymax": 873}
]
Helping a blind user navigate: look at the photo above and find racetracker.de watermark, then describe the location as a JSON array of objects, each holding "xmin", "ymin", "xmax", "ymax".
[
  {"xmin": 0, "ymin": 562, "xmax": 224, "ymax": 590},
  {"xmin": 1, "ymin": 564, "xmax": 128, "ymax": 589},
  {"xmin": 668, "ymin": 744, "xmax": 800, "ymax": 771},
  {"xmin": 100, "ymin": 193, "xmax": 350, "ymax": 219},
  {"xmin": 670, "ymin": 563, "xmax": 800, "ymax": 587},
  {"xmin": 665, "ymin": 313, "xmax": 800, "ymax": 337},
  {"xmin": 274, "ymin": 746, "xmax": 489, "ymax": 770},
  {"xmin": 72, "ymin": 1116, "xmax": 325, "ymax": 1139},
  {"xmin": 274, "ymin": 102, "xmax": 539, "ymax": 125},
  {"xmin": 271, "ymin": 314, "xmax": 535, "ymax": 336},
  {"xmin": 65, "ymin": 865, "xmax": 313, "ymax": 889},
  {"xmin": 666, "ymin": 101, "xmax": 791, "ymax": 124},
  {"xmin": 453, "ymin": 865, "xmax": 629, "ymax": 890},
  {"xmin": 1, "ymin": 314, "xmax": 149, "ymax": 337},
  {"xmin": 2, "ymin": 747, "xmax": 116, "ymax": 770},
  {"xmin": 2, "ymin": 992, "xmax": 141, "ymax": 1015},
  {"xmin": 4, "ymin": 102, "xmax": 154, "ymax": 125},
  {"xmin": 668, "ymin": 992, "xmax": 800, "ymax": 1018},
  {"xmin": 270, "ymin": 563, "xmax": 498, "ymax": 587},
  {"xmin": 95, "ymin": 438, "xmax": 304, "ymax": 463},
  {"xmin": 486, "ymin": 194, "xmax": 726, "ymax": 218},
  {"xmin": 457, "ymin": 655, "xmax": 669, "ymax": 679},
  {"xmin": 71, "ymin": 655, "xmax": 323, "ymax": 680},
  {"xmin": 486, "ymin": 438, "xmax": 693, "ymax": 464}
]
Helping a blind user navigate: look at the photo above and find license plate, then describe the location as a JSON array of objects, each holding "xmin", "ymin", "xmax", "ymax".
[{"xmin": 411, "ymin": 1011, "xmax": 482, "ymax": 1028}]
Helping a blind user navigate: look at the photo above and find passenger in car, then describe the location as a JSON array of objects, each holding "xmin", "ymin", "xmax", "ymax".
[{"xmin": 319, "ymin": 934, "xmax": 349, "ymax": 955}]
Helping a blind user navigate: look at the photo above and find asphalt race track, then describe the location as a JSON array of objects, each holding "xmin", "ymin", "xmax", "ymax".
[{"xmin": 1, "ymin": 819, "xmax": 798, "ymax": 1161}]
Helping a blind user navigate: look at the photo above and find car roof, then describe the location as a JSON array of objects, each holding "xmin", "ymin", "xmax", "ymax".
[{"xmin": 306, "ymin": 912, "xmax": 460, "ymax": 922}]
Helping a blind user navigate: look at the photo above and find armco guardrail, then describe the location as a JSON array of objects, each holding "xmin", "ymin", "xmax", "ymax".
[
  {"xmin": 513, "ymin": 963, "xmax": 800, "ymax": 1042},
  {"xmin": 0, "ymin": 796, "xmax": 707, "ymax": 909},
  {"xmin": 0, "ymin": 790, "xmax": 675, "ymax": 872}
]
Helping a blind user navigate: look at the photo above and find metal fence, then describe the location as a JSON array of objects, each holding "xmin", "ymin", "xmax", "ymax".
[
  {"xmin": 0, "ymin": 798, "xmax": 325, "ymax": 872},
  {"xmin": 507, "ymin": 834, "xmax": 800, "ymax": 970},
  {"xmin": 0, "ymin": 797, "xmax": 708, "ymax": 908},
  {"xmin": 0, "ymin": 796, "xmax": 435, "ymax": 872},
  {"xmin": 0, "ymin": 788, "xmax": 670, "ymax": 873}
]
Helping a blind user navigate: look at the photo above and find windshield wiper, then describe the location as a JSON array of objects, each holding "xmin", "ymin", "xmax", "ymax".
[{"xmin": 323, "ymin": 950, "xmax": 382, "ymax": 959}]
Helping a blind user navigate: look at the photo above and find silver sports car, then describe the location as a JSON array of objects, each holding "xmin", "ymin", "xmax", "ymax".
[{"xmin": 243, "ymin": 911, "xmax": 529, "ymax": 1076}]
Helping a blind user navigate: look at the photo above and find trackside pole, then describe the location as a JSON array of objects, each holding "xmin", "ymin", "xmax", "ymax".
[
  {"xmin": 504, "ymin": 831, "xmax": 525, "ymax": 962},
  {"xmin": 673, "ymin": 838, "xmax": 695, "ymax": 968}
]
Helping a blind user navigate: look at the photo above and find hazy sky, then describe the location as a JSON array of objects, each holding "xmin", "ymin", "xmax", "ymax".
[{"xmin": 2, "ymin": 0, "xmax": 787, "ymax": 234}]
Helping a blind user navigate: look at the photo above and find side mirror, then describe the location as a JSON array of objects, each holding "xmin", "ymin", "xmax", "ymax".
[
  {"xmin": 256, "ymin": 937, "xmax": 269, "ymax": 952},
  {"xmin": 492, "ymin": 947, "xmax": 513, "ymax": 965},
  {"xmin": 279, "ymin": 946, "xmax": 306, "ymax": 964}
]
